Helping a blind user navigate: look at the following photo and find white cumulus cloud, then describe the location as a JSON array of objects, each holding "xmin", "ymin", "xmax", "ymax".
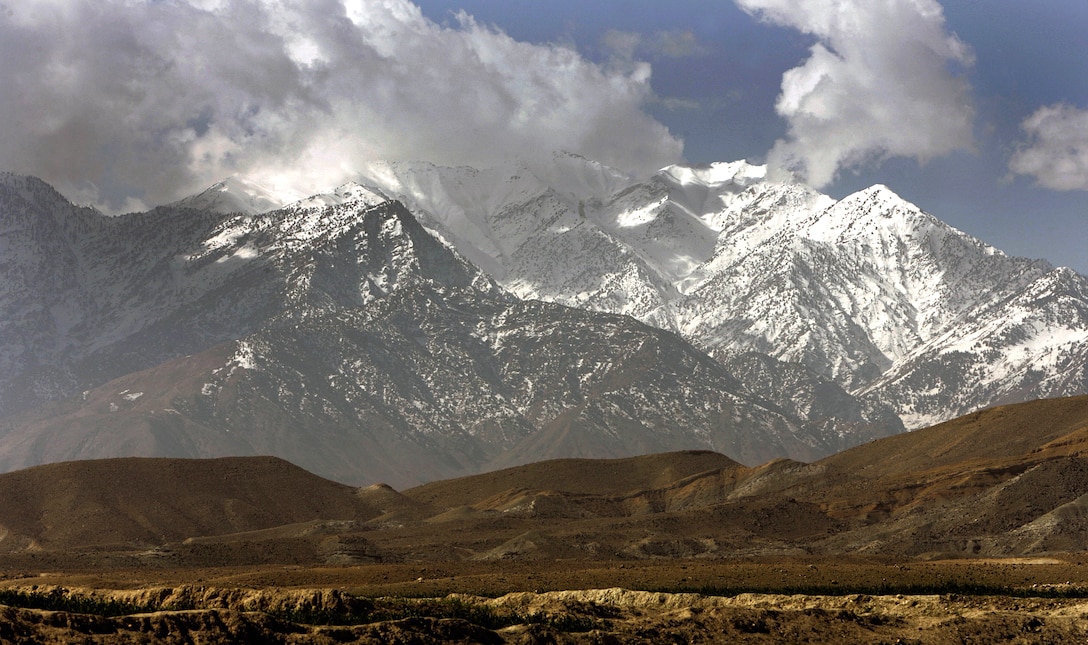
[
  {"xmin": 1009, "ymin": 104, "xmax": 1088, "ymax": 192},
  {"xmin": 0, "ymin": 0, "xmax": 682, "ymax": 211},
  {"xmin": 735, "ymin": 0, "xmax": 975, "ymax": 188}
]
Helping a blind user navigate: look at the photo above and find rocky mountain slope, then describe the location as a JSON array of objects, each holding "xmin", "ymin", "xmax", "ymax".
[
  {"xmin": 336, "ymin": 156, "xmax": 1088, "ymax": 428},
  {"xmin": 0, "ymin": 175, "xmax": 890, "ymax": 485},
  {"xmin": 2, "ymin": 152, "xmax": 1086, "ymax": 482}
]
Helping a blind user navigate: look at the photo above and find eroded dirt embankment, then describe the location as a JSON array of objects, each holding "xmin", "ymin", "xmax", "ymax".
[{"xmin": 0, "ymin": 585, "xmax": 1086, "ymax": 643}]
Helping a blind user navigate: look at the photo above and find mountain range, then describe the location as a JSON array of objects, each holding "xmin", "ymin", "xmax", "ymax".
[
  {"xmin": 0, "ymin": 154, "xmax": 1086, "ymax": 485},
  {"xmin": 337, "ymin": 154, "xmax": 1088, "ymax": 430}
]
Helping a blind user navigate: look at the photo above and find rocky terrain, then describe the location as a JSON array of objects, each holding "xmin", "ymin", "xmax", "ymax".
[
  {"xmin": 4, "ymin": 159, "xmax": 1088, "ymax": 487},
  {"xmin": 1, "ymin": 583, "xmax": 1087, "ymax": 643},
  {"xmin": 0, "ymin": 173, "xmax": 899, "ymax": 486},
  {"xmin": 348, "ymin": 156, "xmax": 1088, "ymax": 429}
]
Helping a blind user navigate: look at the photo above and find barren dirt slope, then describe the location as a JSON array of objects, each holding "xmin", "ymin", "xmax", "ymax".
[
  {"xmin": 404, "ymin": 450, "xmax": 741, "ymax": 508},
  {"xmin": 0, "ymin": 456, "xmax": 379, "ymax": 551}
]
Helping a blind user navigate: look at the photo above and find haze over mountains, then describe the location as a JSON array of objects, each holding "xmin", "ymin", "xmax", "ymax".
[{"xmin": 0, "ymin": 154, "xmax": 1086, "ymax": 486}]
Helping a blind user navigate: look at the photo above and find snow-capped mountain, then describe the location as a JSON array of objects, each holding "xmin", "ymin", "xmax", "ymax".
[
  {"xmin": 327, "ymin": 158, "xmax": 1088, "ymax": 429},
  {"xmin": 861, "ymin": 266, "xmax": 1088, "ymax": 428},
  {"xmin": 148, "ymin": 155, "xmax": 1088, "ymax": 431},
  {"xmin": 0, "ymin": 172, "xmax": 488, "ymax": 419},
  {"xmin": 0, "ymin": 175, "xmax": 896, "ymax": 485},
  {"xmin": 168, "ymin": 176, "xmax": 299, "ymax": 215},
  {"xmin": 2, "ymin": 152, "xmax": 1086, "ymax": 484}
]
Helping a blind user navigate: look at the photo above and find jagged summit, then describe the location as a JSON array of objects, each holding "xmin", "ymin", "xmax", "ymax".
[
  {"xmin": 336, "ymin": 159, "xmax": 1088, "ymax": 428},
  {"xmin": 658, "ymin": 160, "xmax": 766, "ymax": 189},
  {"xmin": 169, "ymin": 175, "xmax": 299, "ymax": 215},
  {"xmin": 289, "ymin": 182, "xmax": 390, "ymax": 210}
]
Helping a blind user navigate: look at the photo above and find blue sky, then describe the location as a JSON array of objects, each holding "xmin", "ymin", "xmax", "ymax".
[{"xmin": 0, "ymin": 0, "xmax": 1084, "ymax": 272}]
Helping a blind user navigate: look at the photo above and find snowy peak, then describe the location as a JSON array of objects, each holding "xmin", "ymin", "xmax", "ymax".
[
  {"xmin": 0, "ymin": 189, "xmax": 505, "ymax": 420},
  {"xmin": 803, "ymin": 185, "xmax": 1005, "ymax": 266},
  {"xmin": 197, "ymin": 196, "xmax": 500, "ymax": 306},
  {"xmin": 3, "ymin": 159, "xmax": 1086, "ymax": 465},
  {"xmin": 351, "ymin": 157, "xmax": 1086, "ymax": 432},
  {"xmin": 847, "ymin": 183, "xmax": 906, "ymax": 207},
  {"xmin": 658, "ymin": 160, "xmax": 766, "ymax": 191},
  {"xmin": 337, "ymin": 199, "xmax": 501, "ymax": 297},
  {"xmin": 527, "ymin": 150, "xmax": 635, "ymax": 200},
  {"xmin": 804, "ymin": 184, "xmax": 938, "ymax": 242},
  {"xmin": 170, "ymin": 176, "xmax": 297, "ymax": 215},
  {"xmin": 289, "ymin": 182, "xmax": 390, "ymax": 210}
]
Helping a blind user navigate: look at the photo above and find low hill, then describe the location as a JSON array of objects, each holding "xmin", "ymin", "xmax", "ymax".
[
  {"xmin": 767, "ymin": 395, "xmax": 1088, "ymax": 521},
  {"xmin": 3, "ymin": 397, "xmax": 1088, "ymax": 566},
  {"xmin": 821, "ymin": 395, "xmax": 1088, "ymax": 477},
  {"xmin": 0, "ymin": 456, "xmax": 379, "ymax": 551},
  {"xmin": 404, "ymin": 450, "xmax": 741, "ymax": 509}
]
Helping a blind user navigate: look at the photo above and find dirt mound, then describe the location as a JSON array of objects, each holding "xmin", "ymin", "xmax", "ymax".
[
  {"xmin": 356, "ymin": 482, "xmax": 423, "ymax": 511},
  {"xmin": 821, "ymin": 395, "xmax": 1088, "ymax": 477},
  {"xmin": 0, "ymin": 456, "xmax": 379, "ymax": 551},
  {"xmin": 405, "ymin": 450, "xmax": 740, "ymax": 508}
]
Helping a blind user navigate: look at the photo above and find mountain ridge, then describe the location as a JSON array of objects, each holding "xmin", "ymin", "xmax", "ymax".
[
  {"xmin": 1, "ymin": 158, "xmax": 1086, "ymax": 484},
  {"xmin": 1, "ymin": 182, "xmax": 887, "ymax": 486},
  {"xmin": 318, "ymin": 158, "xmax": 1088, "ymax": 428}
]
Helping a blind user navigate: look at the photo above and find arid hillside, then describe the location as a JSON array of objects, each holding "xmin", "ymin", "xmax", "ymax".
[
  {"xmin": 0, "ymin": 456, "xmax": 380, "ymax": 552},
  {"xmin": 0, "ymin": 395, "xmax": 1085, "ymax": 567},
  {"xmin": 0, "ymin": 397, "xmax": 1087, "ymax": 642}
]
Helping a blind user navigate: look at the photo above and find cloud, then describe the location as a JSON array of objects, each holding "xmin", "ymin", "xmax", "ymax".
[
  {"xmin": 1009, "ymin": 104, "xmax": 1088, "ymax": 191},
  {"xmin": 602, "ymin": 30, "xmax": 643, "ymax": 63},
  {"xmin": 647, "ymin": 30, "xmax": 710, "ymax": 59},
  {"xmin": 602, "ymin": 28, "xmax": 709, "ymax": 63},
  {"xmin": 734, "ymin": 0, "xmax": 975, "ymax": 188},
  {"xmin": 0, "ymin": 0, "xmax": 682, "ymax": 211}
]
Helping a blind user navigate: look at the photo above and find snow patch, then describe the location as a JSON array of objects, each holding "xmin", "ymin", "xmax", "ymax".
[
  {"xmin": 231, "ymin": 340, "xmax": 258, "ymax": 371},
  {"xmin": 290, "ymin": 182, "xmax": 390, "ymax": 209}
]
